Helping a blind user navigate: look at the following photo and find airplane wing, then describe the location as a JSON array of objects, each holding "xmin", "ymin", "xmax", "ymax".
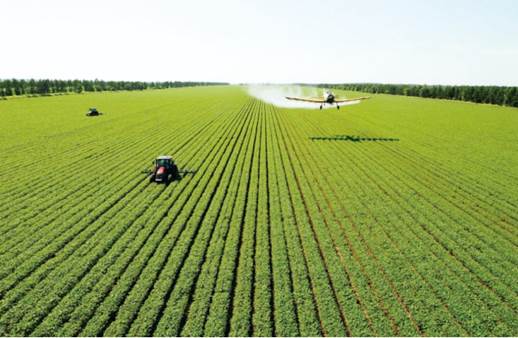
[
  {"xmin": 285, "ymin": 96, "xmax": 325, "ymax": 103},
  {"xmin": 334, "ymin": 96, "xmax": 370, "ymax": 103}
]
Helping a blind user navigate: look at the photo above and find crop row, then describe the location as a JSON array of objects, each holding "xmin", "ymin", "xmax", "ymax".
[
  {"xmin": 0, "ymin": 99, "xmax": 222, "ymax": 234},
  {"xmin": 1, "ymin": 89, "xmax": 515, "ymax": 336},
  {"xmin": 0, "ymin": 101, "xmax": 228, "ymax": 289},
  {"xmin": 290, "ymin": 108, "xmax": 516, "ymax": 335},
  {"xmin": 78, "ymin": 100, "xmax": 257, "ymax": 336},
  {"xmin": 28, "ymin": 102, "xmax": 252, "ymax": 336},
  {"xmin": 0, "ymin": 98, "xmax": 249, "ymax": 335}
]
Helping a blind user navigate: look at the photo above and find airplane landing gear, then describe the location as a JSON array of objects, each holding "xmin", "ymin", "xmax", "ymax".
[
  {"xmin": 320, "ymin": 104, "xmax": 323, "ymax": 110},
  {"xmin": 337, "ymin": 104, "xmax": 340, "ymax": 110}
]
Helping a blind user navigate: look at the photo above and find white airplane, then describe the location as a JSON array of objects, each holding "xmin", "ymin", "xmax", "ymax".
[{"xmin": 285, "ymin": 89, "xmax": 370, "ymax": 110}]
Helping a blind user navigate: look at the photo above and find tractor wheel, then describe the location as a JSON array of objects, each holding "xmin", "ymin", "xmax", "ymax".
[
  {"xmin": 149, "ymin": 175, "xmax": 155, "ymax": 183},
  {"xmin": 172, "ymin": 165, "xmax": 180, "ymax": 180}
]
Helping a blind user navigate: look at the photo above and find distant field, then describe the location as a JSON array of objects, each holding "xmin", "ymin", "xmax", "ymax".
[{"xmin": 0, "ymin": 86, "xmax": 516, "ymax": 336}]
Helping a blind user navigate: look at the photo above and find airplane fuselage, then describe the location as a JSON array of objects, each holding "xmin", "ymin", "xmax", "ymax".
[
  {"xmin": 325, "ymin": 92, "xmax": 335, "ymax": 104},
  {"xmin": 320, "ymin": 90, "xmax": 340, "ymax": 110}
]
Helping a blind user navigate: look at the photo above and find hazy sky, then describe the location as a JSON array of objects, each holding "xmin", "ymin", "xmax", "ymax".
[{"xmin": 1, "ymin": 0, "xmax": 517, "ymax": 85}]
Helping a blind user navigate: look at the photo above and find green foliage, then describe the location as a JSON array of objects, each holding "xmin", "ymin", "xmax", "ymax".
[
  {"xmin": 0, "ymin": 86, "xmax": 516, "ymax": 336},
  {"xmin": 0, "ymin": 78, "xmax": 228, "ymax": 97},
  {"xmin": 314, "ymin": 83, "xmax": 518, "ymax": 107}
]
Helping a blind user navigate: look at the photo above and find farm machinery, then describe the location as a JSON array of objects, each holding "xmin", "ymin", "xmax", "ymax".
[
  {"xmin": 86, "ymin": 107, "xmax": 103, "ymax": 116},
  {"xmin": 143, "ymin": 155, "xmax": 195, "ymax": 184}
]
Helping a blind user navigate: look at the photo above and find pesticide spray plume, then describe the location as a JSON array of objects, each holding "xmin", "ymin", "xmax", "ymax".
[{"xmin": 246, "ymin": 84, "xmax": 361, "ymax": 109}]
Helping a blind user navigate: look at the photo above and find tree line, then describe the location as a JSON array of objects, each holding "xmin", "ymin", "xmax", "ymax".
[
  {"xmin": 315, "ymin": 83, "xmax": 518, "ymax": 108},
  {"xmin": 0, "ymin": 79, "xmax": 228, "ymax": 97}
]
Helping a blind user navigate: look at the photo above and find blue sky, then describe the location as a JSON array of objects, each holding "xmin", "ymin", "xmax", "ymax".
[{"xmin": 1, "ymin": 0, "xmax": 517, "ymax": 85}]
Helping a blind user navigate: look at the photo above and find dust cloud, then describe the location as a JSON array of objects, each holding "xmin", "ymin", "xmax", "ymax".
[{"xmin": 246, "ymin": 85, "xmax": 361, "ymax": 109}]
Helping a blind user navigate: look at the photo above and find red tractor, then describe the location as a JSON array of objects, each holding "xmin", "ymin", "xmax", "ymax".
[{"xmin": 148, "ymin": 155, "xmax": 180, "ymax": 184}]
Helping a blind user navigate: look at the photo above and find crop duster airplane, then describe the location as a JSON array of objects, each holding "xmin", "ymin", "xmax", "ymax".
[{"xmin": 285, "ymin": 89, "xmax": 370, "ymax": 110}]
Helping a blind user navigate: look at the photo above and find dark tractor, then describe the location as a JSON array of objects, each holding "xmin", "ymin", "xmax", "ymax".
[
  {"xmin": 86, "ymin": 107, "xmax": 103, "ymax": 116},
  {"xmin": 149, "ymin": 155, "xmax": 180, "ymax": 184}
]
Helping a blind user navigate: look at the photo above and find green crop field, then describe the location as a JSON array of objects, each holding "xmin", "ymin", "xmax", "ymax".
[{"xmin": 0, "ymin": 86, "xmax": 516, "ymax": 336}]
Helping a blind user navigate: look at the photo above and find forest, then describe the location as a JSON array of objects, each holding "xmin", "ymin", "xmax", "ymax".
[
  {"xmin": 318, "ymin": 83, "xmax": 518, "ymax": 107},
  {"xmin": 0, "ymin": 79, "xmax": 227, "ymax": 97}
]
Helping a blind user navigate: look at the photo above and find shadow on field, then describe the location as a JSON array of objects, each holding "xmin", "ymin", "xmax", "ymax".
[{"xmin": 309, "ymin": 135, "xmax": 400, "ymax": 142}]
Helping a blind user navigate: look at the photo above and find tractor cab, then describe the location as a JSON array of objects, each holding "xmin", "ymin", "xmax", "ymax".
[
  {"xmin": 155, "ymin": 156, "xmax": 174, "ymax": 168},
  {"xmin": 149, "ymin": 155, "xmax": 179, "ymax": 184}
]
